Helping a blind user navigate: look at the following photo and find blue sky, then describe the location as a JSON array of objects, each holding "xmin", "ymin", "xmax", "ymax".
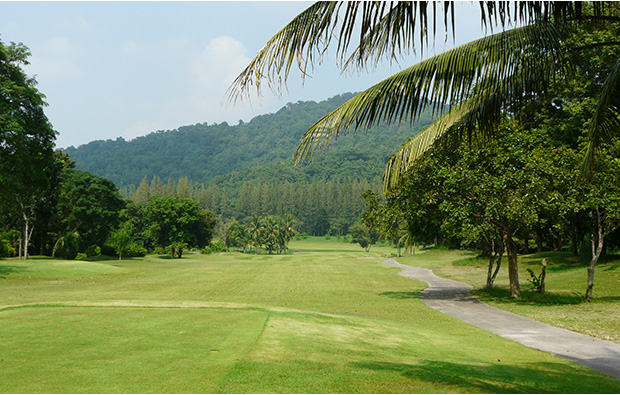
[{"xmin": 1, "ymin": 1, "xmax": 487, "ymax": 149}]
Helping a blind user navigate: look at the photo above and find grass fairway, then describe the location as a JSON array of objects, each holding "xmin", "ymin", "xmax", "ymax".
[{"xmin": 1, "ymin": 238, "xmax": 619, "ymax": 393}]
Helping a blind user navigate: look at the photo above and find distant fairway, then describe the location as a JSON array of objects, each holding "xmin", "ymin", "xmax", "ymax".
[{"xmin": 1, "ymin": 238, "xmax": 619, "ymax": 393}]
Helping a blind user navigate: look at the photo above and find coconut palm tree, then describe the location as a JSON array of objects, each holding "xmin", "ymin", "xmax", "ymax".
[
  {"xmin": 247, "ymin": 215, "xmax": 263, "ymax": 254},
  {"xmin": 229, "ymin": 2, "xmax": 620, "ymax": 189}
]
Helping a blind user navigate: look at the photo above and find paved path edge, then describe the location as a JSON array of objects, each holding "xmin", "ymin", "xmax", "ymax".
[{"xmin": 382, "ymin": 258, "xmax": 620, "ymax": 380}]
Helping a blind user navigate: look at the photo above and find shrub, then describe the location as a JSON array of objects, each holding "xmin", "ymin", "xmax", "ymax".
[
  {"xmin": 294, "ymin": 232, "xmax": 309, "ymax": 240},
  {"xmin": 202, "ymin": 241, "xmax": 227, "ymax": 254},
  {"xmin": 53, "ymin": 232, "xmax": 81, "ymax": 260},
  {"xmin": 0, "ymin": 237, "xmax": 10, "ymax": 258},
  {"xmin": 126, "ymin": 243, "xmax": 147, "ymax": 257},
  {"xmin": 85, "ymin": 245, "xmax": 101, "ymax": 257},
  {"xmin": 76, "ymin": 253, "xmax": 88, "ymax": 261}
]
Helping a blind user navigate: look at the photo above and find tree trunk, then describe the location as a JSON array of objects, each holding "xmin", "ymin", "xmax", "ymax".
[
  {"xmin": 523, "ymin": 236, "xmax": 529, "ymax": 254},
  {"xmin": 571, "ymin": 222, "xmax": 579, "ymax": 255},
  {"xmin": 171, "ymin": 246, "xmax": 175, "ymax": 259},
  {"xmin": 23, "ymin": 213, "xmax": 31, "ymax": 260},
  {"xmin": 486, "ymin": 244, "xmax": 503, "ymax": 288},
  {"xmin": 536, "ymin": 222, "xmax": 544, "ymax": 253},
  {"xmin": 539, "ymin": 259, "xmax": 547, "ymax": 294},
  {"xmin": 486, "ymin": 255, "xmax": 496, "ymax": 288},
  {"xmin": 503, "ymin": 231, "xmax": 521, "ymax": 298},
  {"xmin": 586, "ymin": 209, "xmax": 605, "ymax": 300}
]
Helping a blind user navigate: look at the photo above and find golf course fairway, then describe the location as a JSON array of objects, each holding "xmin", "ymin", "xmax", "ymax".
[{"xmin": 1, "ymin": 238, "xmax": 619, "ymax": 393}]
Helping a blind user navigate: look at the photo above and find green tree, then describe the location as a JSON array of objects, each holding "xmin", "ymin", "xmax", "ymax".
[
  {"xmin": 349, "ymin": 223, "xmax": 380, "ymax": 252},
  {"xmin": 247, "ymin": 215, "xmax": 263, "ymax": 254},
  {"xmin": 362, "ymin": 190, "xmax": 406, "ymax": 256},
  {"xmin": 579, "ymin": 145, "xmax": 620, "ymax": 299},
  {"xmin": 54, "ymin": 169, "xmax": 126, "ymax": 251},
  {"xmin": 0, "ymin": 40, "xmax": 56, "ymax": 259},
  {"xmin": 108, "ymin": 221, "xmax": 134, "ymax": 260},
  {"xmin": 143, "ymin": 195, "xmax": 216, "ymax": 258}
]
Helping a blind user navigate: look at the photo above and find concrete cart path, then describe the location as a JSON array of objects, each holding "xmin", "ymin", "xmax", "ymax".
[{"xmin": 382, "ymin": 258, "xmax": 620, "ymax": 380}]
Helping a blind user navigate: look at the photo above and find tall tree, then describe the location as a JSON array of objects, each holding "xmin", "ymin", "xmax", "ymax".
[
  {"xmin": 143, "ymin": 195, "xmax": 216, "ymax": 258},
  {"xmin": 54, "ymin": 169, "xmax": 126, "ymax": 251},
  {"xmin": 0, "ymin": 40, "xmax": 56, "ymax": 259}
]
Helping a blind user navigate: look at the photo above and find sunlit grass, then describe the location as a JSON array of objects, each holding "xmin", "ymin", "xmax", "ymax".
[{"xmin": 1, "ymin": 238, "xmax": 619, "ymax": 393}]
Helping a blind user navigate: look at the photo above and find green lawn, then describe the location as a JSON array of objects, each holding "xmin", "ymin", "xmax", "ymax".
[{"xmin": 1, "ymin": 238, "xmax": 619, "ymax": 393}]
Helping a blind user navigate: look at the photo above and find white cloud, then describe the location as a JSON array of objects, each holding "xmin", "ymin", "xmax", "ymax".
[
  {"xmin": 191, "ymin": 36, "xmax": 251, "ymax": 93},
  {"xmin": 26, "ymin": 36, "xmax": 84, "ymax": 82},
  {"xmin": 53, "ymin": 16, "xmax": 94, "ymax": 33}
]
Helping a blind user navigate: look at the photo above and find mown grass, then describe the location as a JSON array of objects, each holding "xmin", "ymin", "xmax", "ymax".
[
  {"xmin": 396, "ymin": 247, "xmax": 620, "ymax": 343},
  {"xmin": 1, "ymin": 238, "xmax": 619, "ymax": 393}
]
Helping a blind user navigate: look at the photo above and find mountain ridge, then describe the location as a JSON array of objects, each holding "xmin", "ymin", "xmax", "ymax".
[{"xmin": 64, "ymin": 93, "xmax": 436, "ymax": 188}]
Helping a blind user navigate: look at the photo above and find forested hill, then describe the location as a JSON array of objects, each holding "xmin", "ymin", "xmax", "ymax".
[{"xmin": 64, "ymin": 93, "xmax": 437, "ymax": 188}]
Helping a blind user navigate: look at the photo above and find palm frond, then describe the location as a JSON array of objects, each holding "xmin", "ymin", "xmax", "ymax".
[
  {"xmin": 382, "ymin": 90, "xmax": 504, "ymax": 190},
  {"xmin": 294, "ymin": 22, "xmax": 565, "ymax": 166},
  {"xmin": 582, "ymin": 57, "xmax": 620, "ymax": 176},
  {"xmin": 228, "ymin": 1, "xmax": 578, "ymax": 103}
]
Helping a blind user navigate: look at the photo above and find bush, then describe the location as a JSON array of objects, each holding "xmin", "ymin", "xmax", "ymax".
[
  {"xmin": 85, "ymin": 245, "xmax": 101, "ymax": 257},
  {"xmin": 126, "ymin": 243, "xmax": 147, "ymax": 257},
  {"xmin": 100, "ymin": 243, "xmax": 146, "ymax": 258},
  {"xmin": 76, "ymin": 252, "xmax": 88, "ymax": 261},
  {"xmin": 53, "ymin": 232, "xmax": 81, "ymax": 260},
  {"xmin": 202, "ymin": 241, "xmax": 227, "ymax": 254},
  {"xmin": 0, "ymin": 237, "xmax": 10, "ymax": 258},
  {"xmin": 294, "ymin": 232, "xmax": 309, "ymax": 240}
]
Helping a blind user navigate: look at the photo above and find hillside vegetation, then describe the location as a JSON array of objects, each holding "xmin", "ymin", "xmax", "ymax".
[{"xmin": 64, "ymin": 93, "xmax": 436, "ymax": 188}]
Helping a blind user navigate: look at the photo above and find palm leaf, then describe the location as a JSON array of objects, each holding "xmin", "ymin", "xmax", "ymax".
[
  {"xmin": 228, "ymin": 1, "xmax": 575, "ymax": 102},
  {"xmin": 582, "ymin": 57, "xmax": 620, "ymax": 176},
  {"xmin": 294, "ymin": 22, "xmax": 565, "ymax": 166}
]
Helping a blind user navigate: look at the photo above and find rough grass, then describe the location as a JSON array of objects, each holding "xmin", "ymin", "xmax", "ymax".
[
  {"xmin": 396, "ymin": 247, "xmax": 620, "ymax": 343},
  {"xmin": 1, "ymin": 238, "xmax": 619, "ymax": 393}
]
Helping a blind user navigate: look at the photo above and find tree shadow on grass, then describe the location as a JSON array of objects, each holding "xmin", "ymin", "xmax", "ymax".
[
  {"xmin": 0, "ymin": 265, "xmax": 19, "ymax": 278},
  {"xmin": 470, "ymin": 287, "xmax": 620, "ymax": 306},
  {"xmin": 155, "ymin": 255, "xmax": 188, "ymax": 260},
  {"xmin": 350, "ymin": 359, "xmax": 618, "ymax": 393},
  {"xmin": 379, "ymin": 291, "xmax": 422, "ymax": 299},
  {"xmin": 523, "ymin": 252, "xmax": 620, "ymax": 273}
]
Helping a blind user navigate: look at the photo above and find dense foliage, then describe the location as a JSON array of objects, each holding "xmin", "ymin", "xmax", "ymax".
[
  {"xmin": 64, "ymin": 94, "xmax": 436, "ymax": 188},
  {"xmin": 0, "ymin": 39, "xmax": 57, "ymax": 259},
  {"xmin": 360, "ymin": 14, "xmax": 620, "ymax": 298}
]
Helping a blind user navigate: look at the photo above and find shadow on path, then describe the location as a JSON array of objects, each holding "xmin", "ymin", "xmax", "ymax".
[{"xmin": 382, "ymin": 258, "xmax": 620, "ymax": 380}]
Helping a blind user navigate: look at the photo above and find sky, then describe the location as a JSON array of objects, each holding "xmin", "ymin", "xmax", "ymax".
[{"xmin": 1, "ymin": 1, "xmax": 488, "ymax": 149}]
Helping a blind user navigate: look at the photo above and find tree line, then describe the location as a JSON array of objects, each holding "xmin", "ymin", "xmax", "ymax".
[
  {"xmin": 121, "ymin": 175, "xmax": 379, "ymax": 237},
  {"xmin": 0, "ymin": 40, "xmax": 219, "ymax": 261},
  {"xmin": 0, "ymin": 38, "xmax": 377, "ymax": 261}
]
